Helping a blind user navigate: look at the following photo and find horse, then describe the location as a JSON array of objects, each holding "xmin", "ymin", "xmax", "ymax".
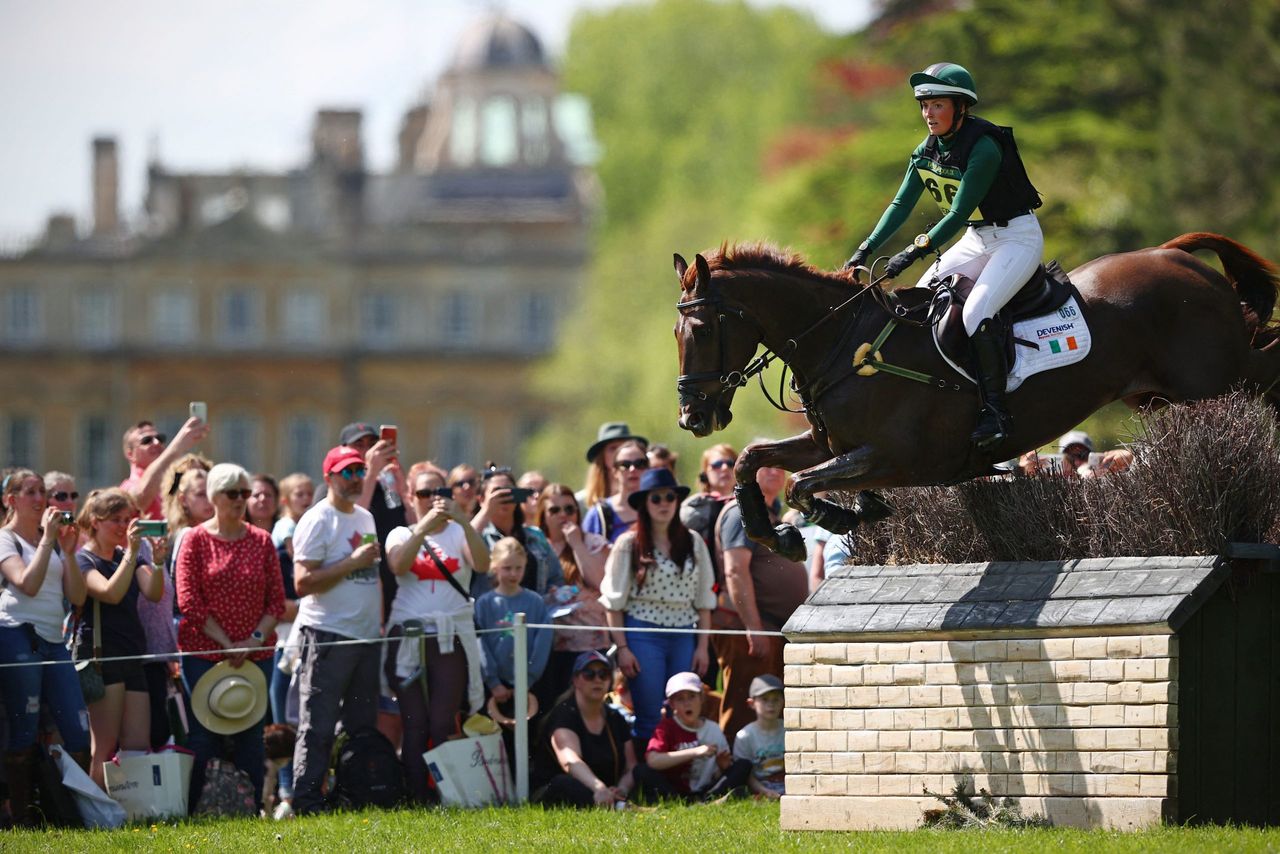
[{"xmin": 672, "ymin": 233, "xmax": 1280, "ymax": 562}]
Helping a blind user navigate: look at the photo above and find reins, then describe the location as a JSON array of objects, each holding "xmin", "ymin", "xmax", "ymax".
[{"xmin": 675, "ymin": 270, "xmax": 887, "ymax": 414}]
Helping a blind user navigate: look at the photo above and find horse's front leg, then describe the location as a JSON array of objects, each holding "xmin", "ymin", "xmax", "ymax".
[
  {"xmin": 786, "ymin": 446, "xmax": 893, "ymax": 535},
  {"xmin": 733, "ymin": 431, "xmax": 832, "ymax": 562}
]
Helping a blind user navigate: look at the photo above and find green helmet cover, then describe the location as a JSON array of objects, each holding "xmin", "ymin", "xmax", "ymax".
[{"xmin": 909, "ymin": 62, "xmax": 977, "ymax": 105}]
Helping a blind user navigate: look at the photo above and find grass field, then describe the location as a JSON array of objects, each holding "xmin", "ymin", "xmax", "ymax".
[{"xmin": 5, "ymin": 800, "xmax": 1280, "ymax": 852}]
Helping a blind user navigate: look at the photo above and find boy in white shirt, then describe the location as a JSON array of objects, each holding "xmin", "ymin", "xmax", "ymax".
[{"xmin": 731, "ymin": 674, "xmax": 786, "ymax": 799}]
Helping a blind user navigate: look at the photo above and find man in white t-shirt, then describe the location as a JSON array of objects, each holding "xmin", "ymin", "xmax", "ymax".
[{"xmin": 290, "ymin": 445, "xmax": 381, "ymax": 815}]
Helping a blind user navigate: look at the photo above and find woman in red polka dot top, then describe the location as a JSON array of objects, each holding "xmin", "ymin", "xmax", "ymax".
[{"xmin": 176, "ymin": 462, "xmax": 286, "ymax": 813}]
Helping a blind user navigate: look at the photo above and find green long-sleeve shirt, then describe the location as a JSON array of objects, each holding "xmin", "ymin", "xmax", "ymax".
[{"xmin": 863, "ymin": 132, "xmax": 1002, "ymax": 254}]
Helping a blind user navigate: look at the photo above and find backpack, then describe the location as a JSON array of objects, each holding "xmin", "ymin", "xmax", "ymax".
[
  {"xmin": 195, "ymin": 758, "xmax": 255, "ymax": 817},
  {"xmin": 680, "ymin": 492, "xmax": 729, "ymax": 588},
  {"xmin": 333, "ymin": 728, "xmax": 406, "ymax": 810}
]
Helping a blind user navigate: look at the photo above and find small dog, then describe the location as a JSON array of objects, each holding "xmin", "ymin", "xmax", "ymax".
[{"xmin": 263, "ymin": 723, "xmax": 297, "ymax": 815}]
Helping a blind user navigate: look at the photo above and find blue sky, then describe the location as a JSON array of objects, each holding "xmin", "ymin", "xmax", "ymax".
[{"xmin": 0, "ymin": 0, "xmax": 874, "ymax": 240}]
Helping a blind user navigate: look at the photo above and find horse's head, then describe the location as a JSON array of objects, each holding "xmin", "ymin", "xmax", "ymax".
[{"xmin": 673, "ymin": 252, "xmax": 761, "ymax": 437}]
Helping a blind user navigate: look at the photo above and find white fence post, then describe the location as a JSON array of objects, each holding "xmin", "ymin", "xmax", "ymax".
[{"xmin": 513, "ymin": 612, "xmax": 529, "ymax": 804}]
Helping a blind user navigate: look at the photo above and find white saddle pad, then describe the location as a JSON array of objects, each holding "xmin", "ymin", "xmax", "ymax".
[{"xmin": 934, "ymin": 295, "xmax": 1093, "ymax": 392}]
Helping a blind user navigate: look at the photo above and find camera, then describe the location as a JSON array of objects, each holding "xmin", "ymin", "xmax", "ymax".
[
  {"xmin": 433, "ymin": 487, "xmax": 454, "ymax": 499},
  {"xmin": 509, "ymin": 487, "xmax": 535, "ymax": 503},
  {"xmin": 58, "ymin": 511, "xmax": 75, "ymax": 526}
]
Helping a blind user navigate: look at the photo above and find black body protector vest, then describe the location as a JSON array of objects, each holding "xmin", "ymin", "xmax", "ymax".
[{"xmin": 918, "ymin": 115, "xmax": 1042, "ymax": 223}]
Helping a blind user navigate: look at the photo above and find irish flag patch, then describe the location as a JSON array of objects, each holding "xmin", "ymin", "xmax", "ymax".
[{"xmin": 1047, "ymin": 336, "xmax": 1078, "ymax": 354}]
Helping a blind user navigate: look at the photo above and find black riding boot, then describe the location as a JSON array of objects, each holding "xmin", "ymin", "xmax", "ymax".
[{"xmin": 968, "ymin": 320, "xmax": 1012, "ymax": 449}]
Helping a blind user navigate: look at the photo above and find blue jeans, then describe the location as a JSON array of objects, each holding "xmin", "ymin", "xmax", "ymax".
[
  {"xmin": 624, "ymin": 614, "xmax": 696, "ymax": 741},
  {"xmin": 181, "ymin": 655, "xmax": 272, "ymax": 812},
  {"xmin": 270, "ymin": 648, "xmax": 293, "ymax": 799},
  {"xmin": 0, "ymin": 623, "xmax": 90, "ymax": 752}
]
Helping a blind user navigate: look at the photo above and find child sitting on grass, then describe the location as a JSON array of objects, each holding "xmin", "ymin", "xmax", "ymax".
[
  {"xmin": 731, "ymin": 674, "xmax": 786, "ymax": 799},
  {"xmin": 633, "ymin": 672, "xmax": 751, "ymax": 802}
]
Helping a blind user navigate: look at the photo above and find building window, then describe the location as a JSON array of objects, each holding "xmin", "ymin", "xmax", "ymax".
[
  {"xmin": 283, "ymin": 290, "xmax": 327, "ymax": 343},
  {"xmin": 79, "ymin": 415, "xmax": 112, "ymax": 488},
  {"xmin": 440, "ymin": 291, "xmax": 477, "ymax": 347},
  {"xmin": 522, "ymin": 97, "xmax": 550, "ymax": 166},
  {"xmin": 480, "ymin": 95, "xmax": 518, "ymax": 167},
  {"xmin": 151, "ymin": 291, "xmax": 195, "ymax": 344},
  {"xmin": 435, "ymin": 415, "xmax": 479, "ymax": 470},
  {"xmin": 359, "ymin": 292, "xmax": 399, "ymax": 347},
  {"xmin": 450, "ymin": 96, "xmax": 477, "ymax": 166},
  {"xmin": 4, "ymin": 415, "xmax": 38, "ymax": 469},
  {"xmin": 77, "ymin": 289, "xmax": 119, "ymax": 348},
  {"xmin": 285, "ymin": 415, "xmax": 323, "ymax": 477},
  {"xmin": 517, "ymin": 292, "xmax": 555, "ymax": 350},
  {"xmin": 221, "ymin": 414, "xmax": 261, "ymax": 472},
  {"xmin": 221, "ymin": 288, "xmax": 261, "ymax": 345},
  {"xmin": 3, "ymin": 287, "xmax": 43, "ymax": 345}
]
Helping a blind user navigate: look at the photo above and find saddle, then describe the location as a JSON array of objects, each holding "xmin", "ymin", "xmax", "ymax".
[{"xmin": 917, "ymin": 261, "xmax": 1075, "ymax": 368}]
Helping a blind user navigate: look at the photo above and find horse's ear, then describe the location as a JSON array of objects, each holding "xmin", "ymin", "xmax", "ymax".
[
  {"xmin": 694, "ymin": 253, "xmax": 711, "ymax": 293},
  {"xmin": 673, "ymin": 253, "xmax": 688, "ymax": 283}
]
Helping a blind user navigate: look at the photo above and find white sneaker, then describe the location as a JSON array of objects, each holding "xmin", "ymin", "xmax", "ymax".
[{"xmin": 273, "ymin": 801, "xmax": 294, "ymax": 820}]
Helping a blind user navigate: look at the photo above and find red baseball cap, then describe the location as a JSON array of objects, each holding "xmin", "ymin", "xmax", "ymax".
[{"xmin": 323, "ymin": 445, "xmax": 366, "ymax": 476}]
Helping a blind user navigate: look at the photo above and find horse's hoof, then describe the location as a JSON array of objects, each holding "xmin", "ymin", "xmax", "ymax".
[
  {"xmin": 773, "ymin": 524, "xmax": 808, "ymax": 563},
  {"xmin": 854, "ymin": 490, "xmax": 892, "ymax": 525}
]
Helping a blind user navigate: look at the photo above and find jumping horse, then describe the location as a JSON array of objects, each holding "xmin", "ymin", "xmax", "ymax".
[{"xmin": 673, "ymin": 233, "xmax": 1280, "ymax": 561}]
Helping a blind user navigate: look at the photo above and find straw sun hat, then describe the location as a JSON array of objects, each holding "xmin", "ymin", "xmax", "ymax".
[{"xmin": 190, "ymin": 660, "xmax": 269, "ymax": 735}]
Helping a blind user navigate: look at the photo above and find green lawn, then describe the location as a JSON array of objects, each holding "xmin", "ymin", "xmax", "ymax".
[{"xmin": 6, "ymin": 801, "xmax": 1280, "ymax": 852}]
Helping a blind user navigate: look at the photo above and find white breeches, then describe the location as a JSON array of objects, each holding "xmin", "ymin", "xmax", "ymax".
[{"xmin": 913, "ymin": 213, "xmax": 1044, "ymax": 335}]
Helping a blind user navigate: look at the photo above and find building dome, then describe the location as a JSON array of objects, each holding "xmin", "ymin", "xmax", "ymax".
[{"xmin": 451, "ymin": 14, "xmax": 547, "ymax": 72}]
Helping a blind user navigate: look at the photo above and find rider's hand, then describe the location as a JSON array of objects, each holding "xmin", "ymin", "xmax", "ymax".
[
  {"xmin": 884, "ymin": 245, "xmax": 921, "ymax": 279},
  {"xmin": 843, "ymin": 247, "xmax": 870, "ymax": 281}
]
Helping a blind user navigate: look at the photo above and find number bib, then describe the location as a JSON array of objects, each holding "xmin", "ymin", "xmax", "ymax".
[{"xmin": 915, "ymin": 165, "xmax": 985, "ymax": 220}]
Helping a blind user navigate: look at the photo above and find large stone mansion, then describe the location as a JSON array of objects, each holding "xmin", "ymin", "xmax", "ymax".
[{"xmin": 0, "ymin": 13, "xmax": 598, "ymax": 486}]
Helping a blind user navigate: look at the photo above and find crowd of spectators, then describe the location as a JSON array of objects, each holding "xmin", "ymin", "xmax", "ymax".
[{"xmin": 1, "ymin": 412, "xmax": 1130, "ymax": 824}]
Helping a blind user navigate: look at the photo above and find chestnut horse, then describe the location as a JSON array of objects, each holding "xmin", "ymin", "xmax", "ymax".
[{"xmin": 673, "ymin": 233, "xmax": 1280, "ymax": 561}]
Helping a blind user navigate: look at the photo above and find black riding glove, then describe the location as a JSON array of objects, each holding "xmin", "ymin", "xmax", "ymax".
[
  {"xmin": 842, "ymin": 245, "xmax": 870, "ymax": 272},
  {"xmin": 884, "ymin": 244, "xmax": 923, "ymax": 279}
]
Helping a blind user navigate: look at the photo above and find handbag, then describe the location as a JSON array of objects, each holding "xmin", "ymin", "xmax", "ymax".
[
  {"xmin": 423, "ymin": 732, "xmax": 512, "ymax": 807},
  {"xmin": 34, "ymin": 745, "xmax": 84, "ymax": 828},
  {"xmin": 194, "ymin": 758, "xmax": 255, "ymax": 816},
  {"xmin": 71, "ymin": 598, "xmax": 105, "ymax": 704}
]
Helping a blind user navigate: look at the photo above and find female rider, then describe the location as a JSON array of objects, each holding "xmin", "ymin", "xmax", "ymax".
[{"xmin": 845, "ymin": 62, "xmax": 1042, "ymax": 449}]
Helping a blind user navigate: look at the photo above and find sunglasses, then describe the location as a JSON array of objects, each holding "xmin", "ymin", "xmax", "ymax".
[
  {"xmin": 708, "ymin": 459, "xmax": 734, "ymax": 470},
  {"xmin": 336, "ymin": 466, "xmax": 367, "ymax": 480},
  {"xmin": 614, "ymin": 458, "xmax": 650, "ymax": 471},
  {"xmin": 648, "ymin": 491, "xmax": 678, "ymax": 505},
  {"xmin": 545, "ymin": 504, "xmax": 577, "ymax": 516},
  {"xmin": 51, "ymin": 491, "xmax": 80, "ymax": 502},
  {"xmin": 221, "ymin": 489, "xmax": 253, "ymax": 500},
  {"xmin": 578, "ymin": 667, "xmax": 612, "ymax": 682},
  {"xmin": 138, "ymin": 434, "xmax": 166, "ymax": 447},
  {"xmin": 451, "ymin": 478, "xmax": 477, "ymax": 489}
]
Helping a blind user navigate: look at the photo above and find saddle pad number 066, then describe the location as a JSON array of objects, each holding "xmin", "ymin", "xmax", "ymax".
[{"xmin": 933, "ymin": 296, "xmax": 1092, "ymax": 393}]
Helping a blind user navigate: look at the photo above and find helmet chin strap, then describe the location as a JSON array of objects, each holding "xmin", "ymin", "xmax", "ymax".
[{"xmin": 941, "ymin": 100, "xmax": 967, "ymax": 137}]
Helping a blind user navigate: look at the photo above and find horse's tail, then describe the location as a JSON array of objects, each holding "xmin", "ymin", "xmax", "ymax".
[{"xmin": 1162, "ymin": 232, "xmax": 1280, "ymax": 347}]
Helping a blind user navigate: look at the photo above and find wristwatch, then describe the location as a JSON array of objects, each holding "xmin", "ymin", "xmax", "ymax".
[
  {"xmin": 913, "ymin": 233, "xmax": 932, "ymax": 252},
  {"xmin": 250, "ymin": 630, "xmax": 265, "ymax": 643}
]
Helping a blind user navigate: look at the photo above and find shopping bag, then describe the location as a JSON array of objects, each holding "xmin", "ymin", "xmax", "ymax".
[
  {"xmin": 103, "ymin": 747, "xmax": 194, "ymax": 820},
  {"xmin": 423, "ymin": 733, "xmax": 512, "ymax": 807},
  {"xmin": 51, "ymin": 746, "xmax": 126, "ymax": 829}
]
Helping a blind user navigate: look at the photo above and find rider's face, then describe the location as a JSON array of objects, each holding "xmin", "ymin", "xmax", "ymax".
[{"xmin": 920, "ymin": 97, "xmax": 956, "ymax": 135}]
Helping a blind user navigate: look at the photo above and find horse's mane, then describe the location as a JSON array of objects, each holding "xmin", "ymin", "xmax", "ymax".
[{"xmin": 704, "ymin": 242, "xmax": 851, "ymax": 289}]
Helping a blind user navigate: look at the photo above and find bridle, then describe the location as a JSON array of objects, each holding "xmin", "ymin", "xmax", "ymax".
[
  {"xmin": 674, "ymin": 292, "xmax": 763, "ymax": 408},
  {"xmin": 675, "ymin": 271, "xmax": 887, "ymax": 413}
]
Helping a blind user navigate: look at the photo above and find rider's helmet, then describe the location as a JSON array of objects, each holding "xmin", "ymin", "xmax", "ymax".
[{"xmin": 909, "ymin": 62, "xmax": 978, "ymax": 106}]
